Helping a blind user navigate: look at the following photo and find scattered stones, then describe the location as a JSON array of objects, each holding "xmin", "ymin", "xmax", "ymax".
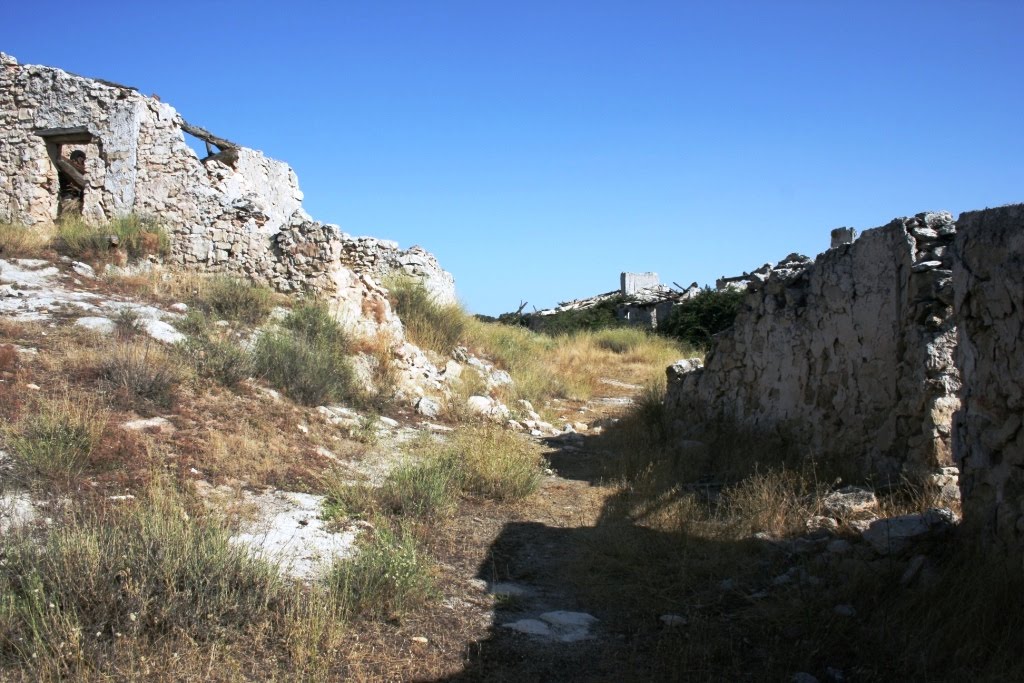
[
  {"xmin": 862, "ymin": 508, "xmax": 958, "ymax": 555},
  {"xmin": 822, "ymin": 487, "xmax": 878, "ymax": 518},
  {"xmin": 502, "ymin": 611, "xmax": 599, "ymax": 643}
]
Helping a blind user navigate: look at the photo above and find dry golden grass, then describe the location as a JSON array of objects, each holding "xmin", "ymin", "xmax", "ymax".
[
  {"xmin": 461, "ymin": 318, "xmax": 696, "ymax": 409},
  {"xmin": 0, "ymin": 222, "xmax": 54, "ymax": 259}
]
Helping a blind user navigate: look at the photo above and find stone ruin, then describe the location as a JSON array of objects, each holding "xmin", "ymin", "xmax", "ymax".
[
  {"xmin": 952, "ymin": 204, "xmax": 1024, "ymax": 559},
  {"xmin": 666, "ymin": 204, "xmax": 1024, "ymax": 562},
  {"xmin": 0, "ymin": 52, "xmax": 455, "ymax": 344}
]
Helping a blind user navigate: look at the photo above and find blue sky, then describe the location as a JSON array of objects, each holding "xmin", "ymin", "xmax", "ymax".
[{"xmin": 4, "ymin": 1, "xmax": 1022, "ymax": 314}]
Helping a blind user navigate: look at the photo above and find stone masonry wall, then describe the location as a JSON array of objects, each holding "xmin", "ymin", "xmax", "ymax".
[
  {"xmin": 666, "ymin": 212, "xmax": 961, "ymax": 484},
  {"xmin": 0, "ymin": 53, "xmax": 455, "ymax": 317},
  {"xmin": 952, "ymin": 204, "xmax": 1024, "ymax": 558}
]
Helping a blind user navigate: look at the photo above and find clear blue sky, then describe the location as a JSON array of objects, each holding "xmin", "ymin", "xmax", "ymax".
[{"xmin": 4, "ymin": 1, "xmax": 1022, "ymax": 314}]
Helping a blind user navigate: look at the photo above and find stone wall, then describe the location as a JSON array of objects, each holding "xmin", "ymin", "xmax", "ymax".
[
  {"xmin": 0, "ymin": 52, "xmax": 455, "ymax": 312},
  {"xmin": 952, "ymin": 204, "xmax": 1024, "ymax": 557},
  {"xmin": 666, "ymin": 212, "xmax": 961, "ymax": 484}
]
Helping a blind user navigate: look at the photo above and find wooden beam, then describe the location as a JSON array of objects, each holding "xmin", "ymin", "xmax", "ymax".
[
  {"xmin": 55, "ymin": 158, "xmax": 87, "ymax": 188},
  {"xmin": 35, "ymin": 126, "xmax": 94, "ymax": 145},
  {"xmin": 179, "ymin": 119, "xmax": 239, "ymax": 152}
]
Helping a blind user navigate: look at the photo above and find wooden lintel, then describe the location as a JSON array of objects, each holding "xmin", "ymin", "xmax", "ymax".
[{"xmin": 35, "ymin": 126, "xmax": 94, "ymax": 145}]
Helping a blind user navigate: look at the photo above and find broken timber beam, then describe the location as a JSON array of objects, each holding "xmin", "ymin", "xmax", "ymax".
[
  {"xmin": 55, "ymin": 158, "xmax": 87, "ymax": 188},
  {"xmin": 179, "ymin": 120, "xmax": 239, "ymax": 153}
]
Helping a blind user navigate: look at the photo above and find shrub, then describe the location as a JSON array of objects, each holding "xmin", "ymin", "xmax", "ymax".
[
  {"xmin": 386, "ymin": 276, "xmax": 466, "ymax": 355},
  {"xmin": 192, "ymin": 276, "xmax": 274, "ymax": 325},
  {"xmin": 327, "ymin": 523, "xmax": 435, "ymax": 618},
  {"xmin": 0, "ymin": 222, "xmax": 51, "ymax": 258},
  {"xmin": 179, "ymin": 335, "xmax": 253, "ymax": 387},
  {"xmin": 0, "ymin": 484, "xmax": 294, "ymax": 673},
  {"xmin": 113, "ymin": 307, "xmax": 145, "ymax": 340},
  {"xmin": 253, "ymin": 302, "xmax": 357, "ymax": 406},
  {"xmin": 100, "ymin": 341, "xmax": 181, "ymax": 407},
  {"xmin": 4, "ymin": 393, "xmax": 106, "ymax": 485},
  {"xmin": 452, "ymin": 425, "xmax": 545, "ymax": 500},
  {"xmin": 659, "ymin": 287, "xmax": 744, "ymax": 349},
  {"xmin": 524, "ymin": 295, "xmax": 628, "ymax": 335}
]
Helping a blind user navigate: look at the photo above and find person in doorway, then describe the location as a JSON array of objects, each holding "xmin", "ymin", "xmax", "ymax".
[{"xmin": 58, "ymin": 150, "xmax": 86, "ymax": 217}]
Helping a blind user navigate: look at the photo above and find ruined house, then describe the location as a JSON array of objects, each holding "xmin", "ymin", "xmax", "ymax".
[{"xmin": 0, "ymin": 52, "xmax": 455, "ymax": 339}]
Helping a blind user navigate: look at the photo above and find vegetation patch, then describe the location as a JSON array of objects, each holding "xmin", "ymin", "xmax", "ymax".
[
  {"xmin": 327, "ymin": 522, "xmax": 435, "ymax": 619},
  {"xmin": 56, "ymin": 215, "xmax": 170, "ymax": 261},
  {"xmin": 253, "ymin": 301, "xmax": 357, "ymax": 406},
  {"xmin": 0, "ymin": 222, "xmax": 52, "ymax": 259},
  {"xmin": 386, "ymin": 276, "xmax": 466, "ymax": 355},
  {"xmin": 99, "ymin": 341, "xmax": 182, "ymax": 408},
  {"xmin": 659, "ymin": 287, "xmax": 745, "ymax": 349},
  {"xmin": 2, "ymin": 392, "xmax": 106, "ymax": 486},
  {"xmin": 189, "ymin": 275, "xmax": 275, "ymax": 326}
]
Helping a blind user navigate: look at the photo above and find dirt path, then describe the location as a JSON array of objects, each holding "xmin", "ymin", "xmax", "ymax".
[{"xmin": 422, "ymin": 383, "xmax": 677, "ymax": 682}]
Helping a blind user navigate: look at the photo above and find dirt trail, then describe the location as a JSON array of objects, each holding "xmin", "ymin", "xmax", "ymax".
[{"xmin": 424, "ymin": 382, "xmax": 670, "ymax": 682}]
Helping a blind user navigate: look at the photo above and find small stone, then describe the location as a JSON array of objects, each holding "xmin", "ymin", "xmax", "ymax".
[
  {"xmin": 169, "ymin": 302, "xmax": 188, "ymax": 313},
  {"xmin": 659, "ymin": 614, "xmax": 687, "ymax": 626},
  {"xmin": 24, "ymin": 383, "xmax": 40, "ymax": 391},
  {"xmin": 121, "ymin": 416, "xmax": 174, "ymax": 433},
  {"xmin": 410, "ymin": 636, "xmax": 428, "ymax": 645},
  {"xmin": 416, "ymin": 396, "xmax": 441, "ymax": 418}
]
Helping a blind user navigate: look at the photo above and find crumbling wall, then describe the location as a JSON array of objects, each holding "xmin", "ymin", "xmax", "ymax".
[
  {"xmin": 952, "ymin": 204, "xmax": 1024, "ymax": 557},
  {"xmin": 0, "ymin": 52, "xmax": 455, "ymax": 309},
  {"xmin": 666, "ymin": 212, "xmax": 960, "ymax": 484}
]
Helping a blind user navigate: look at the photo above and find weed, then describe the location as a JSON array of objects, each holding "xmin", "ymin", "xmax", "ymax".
[
  {"xmin": 192, "ymin": 275, "xmax": 274, "ymax": 325},
  {"xmin": 100, "ymin": 341, "xmax": 181, "ymax": 408},
  {"xmin": 253, "ymin": 302, "xmax": 357, "ymax": 406},
  {"xmin": 327, "ymin": 522, "xmax": 435, "ymax": 618},
  {"xmin": 179, "ymin": 335, "xmax": 253, "ymax": 387},
  {"xmin": 386, "ymin": 276, "xmax": 466, "ymax": 355},
  {"xmin": 56, "ymin": 215, "xmax": 170, "ymax": 261},
  {"xmin": 4, "ymin": 392, "xmax": 106, "ymax": 485},
  {"xmin": 0, "ymin": 222, "xmax": 52, "ymax": 258},
  {"xmin": 113, "ymin": 307, "xmax": 144, "ymax": 340}
]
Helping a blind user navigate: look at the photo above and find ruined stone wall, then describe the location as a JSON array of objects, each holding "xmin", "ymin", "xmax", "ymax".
[
  {"xmin": 666, "ymin": 212, "xmax": 960, "ymax": 484},
  {"xmin": 952, "ymin": 204, "xmax": 1024, "ymax": 557},
  {"xmin": 0, "ymin": 52, "xmax": 454, "ymax": 311}
]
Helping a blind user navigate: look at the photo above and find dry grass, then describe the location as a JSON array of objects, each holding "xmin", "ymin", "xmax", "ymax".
[
  {"xmin": 2, "ymin": 391, "xmax": 107, "ymax": 487},
  {"xmin": 461, "ymin": 319, "xmax": 694, "ymax": 408},
  {"xmin": 99, "ymin": 340, "xmax": 184, "ymax": 409},
  {"xmin": 0, "ymin": 222, "xmax": 53, "ymax": 259},
  {"xmin": 385, "ymin": 276, "xmax": 465, "ymax": 355}
]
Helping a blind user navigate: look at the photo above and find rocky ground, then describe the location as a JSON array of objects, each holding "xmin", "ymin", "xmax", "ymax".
[{"xmin": 0, "ymin": 255, "xmax": 1003, "ymax": 682}]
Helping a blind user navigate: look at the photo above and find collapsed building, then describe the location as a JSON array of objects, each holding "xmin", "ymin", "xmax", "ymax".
[
  {"xmin": 0, "ymin": 52, "xmax": 455, "ymax": 344},
  {"xmin": 523, "ymin": 272, "xmax": 702, "ymax": 330},
  {"xmin": 666, "ymin": 205, "xmax": 1024, "ymax": 561}
]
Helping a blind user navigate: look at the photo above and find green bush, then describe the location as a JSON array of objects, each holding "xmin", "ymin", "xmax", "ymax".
[
  {"xmin": 253, "ymin": 302, "xmax": 356, "ymax": 406},
  {"xmin": 386, "ymin": 276, "xmax": 466, "ymax": 355},
  {"xmin": 659, "ymin": 287, "xmax": 744, "ymax": 349},
  {"xmin": 179, "ymin": 335, "xmax": 253, "ymax": 387},
  {"xmin": 524, "ymin": 295, "xmax": 628, "ymax": 336},
  {"xmin": 4, "ymin": 394, "xmax": 105, "ymax": 485},
  {"xmin": 327, "ymin": 523, "xmax": 435, "ymax": 618},
  {"xmin": 0, "ymin": 485, "xmax": 289, "ymax": 669},
  {"xmin": 100, "ymin": 341, "xmax": 181, "ymax": 408},
  {"xmin": 193, "ymin": 276, "xmax": 274, "ymax": 326}
]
